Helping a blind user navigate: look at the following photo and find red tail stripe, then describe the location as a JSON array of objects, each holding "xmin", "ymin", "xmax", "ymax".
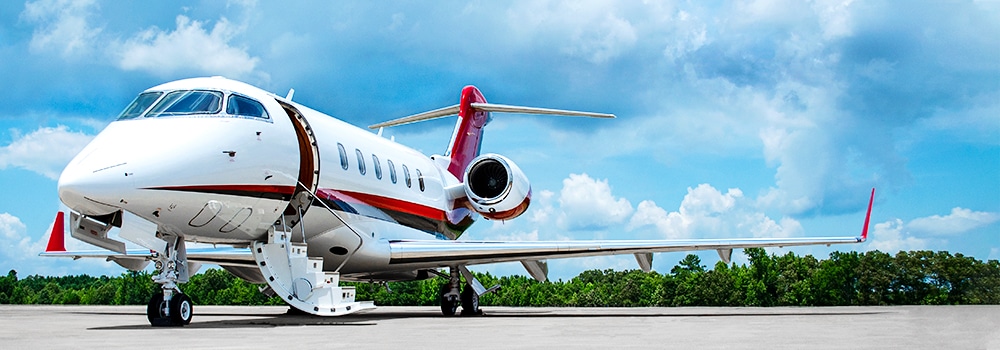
[{"xmin": 446, "ymin": 86, "xmax": 489, "ymax": 179}]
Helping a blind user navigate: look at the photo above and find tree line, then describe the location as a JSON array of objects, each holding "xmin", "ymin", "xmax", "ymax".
[{"xmin": 2, "ymin": 249, "xmax": 997, "ymax": 307}]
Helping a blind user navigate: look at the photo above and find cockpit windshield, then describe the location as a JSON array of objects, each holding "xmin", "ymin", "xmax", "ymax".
[
  {"xmin": 146, "ymin": 90, "xmax": 223, "ymax": 117},
  {"xmin": 117, "ymin": 91, "xmax": 162, "ymax": 120},
  {"xmin": 115, "ymin": 89, "xmax": 270, "ymax": 121}
]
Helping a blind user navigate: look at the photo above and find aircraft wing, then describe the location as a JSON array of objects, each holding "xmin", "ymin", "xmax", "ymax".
[
  {"xmin": 387, "ymin": 235, "xmax": 864, "ymax": 268},
  {"xmin": 389, "ymin": 188, "xmax": 874, "ymax": 279},
  {"xmin": 40, "ymin": 246, "xmax": 256, "ymax": 269}
]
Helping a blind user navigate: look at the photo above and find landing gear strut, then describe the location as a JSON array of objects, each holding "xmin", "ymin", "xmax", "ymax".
[{"xmin": 146, "ymin": 234, "xmax": 194, "ymax": 326}]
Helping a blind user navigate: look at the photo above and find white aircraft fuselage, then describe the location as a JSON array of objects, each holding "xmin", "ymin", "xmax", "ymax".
[{"xmin": 59, "ymin": 77, "xmax": 485, "ymax": 280}]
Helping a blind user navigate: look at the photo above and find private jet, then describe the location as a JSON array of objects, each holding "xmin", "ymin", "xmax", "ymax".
[{"xmin": 42, "ymin": 76, "xmax": 874, "ymax": 326}]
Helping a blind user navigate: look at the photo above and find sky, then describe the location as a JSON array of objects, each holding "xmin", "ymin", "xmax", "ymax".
[{"xmin": 0, "ymin": 0, "xmax": 998, "ymax": 281}]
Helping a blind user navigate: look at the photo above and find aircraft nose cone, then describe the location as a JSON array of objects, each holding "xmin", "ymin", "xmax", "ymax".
[{"xmin": 58, "ymin": 160, "xmax": 127, "ymax": 216}]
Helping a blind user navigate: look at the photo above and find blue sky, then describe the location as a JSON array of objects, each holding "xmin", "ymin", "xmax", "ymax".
[{"xmin": 0, "ymin": 0, "xmax": 997, "ymax": 280}]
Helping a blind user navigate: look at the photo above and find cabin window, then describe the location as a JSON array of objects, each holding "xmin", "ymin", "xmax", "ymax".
[
  {"xmin": 372, "ymin": 154, "xmax": 383, "ymax": 180},
  {"xmin": 146, "ymin": 90, "xmax": 222, "ymax": 117},
  {"xmin": 416, "ymin": 169, "xmax": 425, "ymax": 192},
  {"xmin": 387, "ymin": 159, "xmax": 397, "ymax": 184},
  {"xmin": 226, "ymin": 94, "xmax": 269, "ymax": 119},
  {"xmin": 355, "ymin": 149, "xmax": 366, "ymax": 175},
  {"xmin": 338, "ymin": 143, "xmax": 348, "ymax": 170},
  {"xmin": 117, "ymin": 91, "xmax": 162, "ymax": 120},
  {"xmin": 402, "ymin": 164, "xmax": 411, "ymax": 188}
]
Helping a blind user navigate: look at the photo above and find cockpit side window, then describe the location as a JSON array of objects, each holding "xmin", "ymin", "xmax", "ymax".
[
  {"xmin": 226, "ymin": 94, "xmax": 269, "ymax": 119},
  {"xmin": 117, "ymin": 92, "xmax": 163, "ymax": 120},
  {"xmin": 146, "ymin": 90, "xmax": 222, "ymax": 117}
]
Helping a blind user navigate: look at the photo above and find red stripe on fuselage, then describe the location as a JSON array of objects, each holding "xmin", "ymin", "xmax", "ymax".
[
  {"xmin": 317, "ymin": 188, "xmax": 445, "ymax": 221},
  {"xmin": 148, "ymin": 185, "xmax": 445, "ymax": 222}
]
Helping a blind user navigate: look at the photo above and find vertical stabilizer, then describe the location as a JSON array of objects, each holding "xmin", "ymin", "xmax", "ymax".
[{"xmin": 444, "ymin": 86, "xmax": 490, "ymax": 179}]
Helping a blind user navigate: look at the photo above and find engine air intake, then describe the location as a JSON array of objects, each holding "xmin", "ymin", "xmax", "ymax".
[{"xmin": 468, "ymin": 158, "xmax": 509, "ymax": 200}]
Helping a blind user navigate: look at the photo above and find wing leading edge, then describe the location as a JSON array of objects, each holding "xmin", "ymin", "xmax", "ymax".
[{"xmin": 387, "ymin": 235, "xmax": 863, "ymax": 267}]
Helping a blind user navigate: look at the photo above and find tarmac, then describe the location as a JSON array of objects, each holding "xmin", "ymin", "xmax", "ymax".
[{"xmin": 1, "ymin": 305, "xmax": 998, "ymax": 349}]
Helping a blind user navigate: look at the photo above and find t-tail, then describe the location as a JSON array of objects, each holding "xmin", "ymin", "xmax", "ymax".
[{"xmin": 369, "ymin": 86, "xmax": 615, "ymax": 179}]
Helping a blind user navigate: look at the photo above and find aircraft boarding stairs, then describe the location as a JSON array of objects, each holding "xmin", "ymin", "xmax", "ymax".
[{"xmin": 251, "ymin": 227, "xmax": 375, "ymax": 316}]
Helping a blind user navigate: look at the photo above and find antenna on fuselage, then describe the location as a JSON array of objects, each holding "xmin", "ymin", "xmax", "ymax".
[{"xmin": 285, "ymin": 88, "xmax": 295, "ymax": 100}]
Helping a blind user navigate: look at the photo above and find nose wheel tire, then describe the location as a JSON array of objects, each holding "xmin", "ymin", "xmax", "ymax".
[
  {"xmin": 171, "ymin": 293, "xmax": 194, "ymax": 325},
  {"xmin": 147, "ymin": 293, "xmax": 193, "ymax": 326},
  {"xmin": 146, "ymin": 293, "xmax": 165, "ymax": 325}
]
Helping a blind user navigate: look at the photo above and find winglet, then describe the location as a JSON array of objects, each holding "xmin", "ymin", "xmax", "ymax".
[
  {"xmin": 860, "ymin": 188, "xmax": 875, "ymax": 242},
  {"xmin": 45, "ymin": 212, "xmax": 66, "ymax": 252}
]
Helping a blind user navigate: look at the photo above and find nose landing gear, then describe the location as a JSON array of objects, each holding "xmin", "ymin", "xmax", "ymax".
[{"xmin": 146, "ymin": 234, "xmax": 195, "ymax": 327}]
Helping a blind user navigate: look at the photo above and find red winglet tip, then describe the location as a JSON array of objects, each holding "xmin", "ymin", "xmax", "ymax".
[
  {"xmin": 860, "ymin": 188, "xmax": 875, "ymax": 242},
  {"xmin": 45, "ymin": 212, "xmax": 67, "ymax": 252}
]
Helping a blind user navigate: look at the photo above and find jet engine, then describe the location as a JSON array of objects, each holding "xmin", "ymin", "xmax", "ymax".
[{"xmin": 463, "ymin": 154, "xmax": 531, "ymax": 220}]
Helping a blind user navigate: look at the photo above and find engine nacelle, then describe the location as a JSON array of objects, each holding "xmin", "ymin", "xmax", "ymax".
[{"xmin": 463, "ymin": 154, "xmax": 531, "ymax": 220}]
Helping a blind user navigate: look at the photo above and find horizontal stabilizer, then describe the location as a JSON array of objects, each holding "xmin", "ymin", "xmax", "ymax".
[
  {"xmin": 368, "ymin": 105, "xmax": 461, "ymax": 129},
  {"xmin": 368, "ymin": 103, "xmax": 614, "ymax": 129},
  {"xmin": 470, "ymin": 103, "xmax": 615, "ymax": 119}
]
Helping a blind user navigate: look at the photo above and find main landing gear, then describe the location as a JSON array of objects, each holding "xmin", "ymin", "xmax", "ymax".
[{"xmin": 439, "ymin": 266, "xmax": 492, "ymax": 316}]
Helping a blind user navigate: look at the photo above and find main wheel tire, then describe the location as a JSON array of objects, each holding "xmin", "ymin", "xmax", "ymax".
[
  {"xmin": 146, "ymin": 293, "xmax": 166, "ymax": 325},
  {"xmin": 169, "ymin": 293, "xmax": 194, "ymax": 325},
  {"xmin": 461, "ymin": 286, "xmax": 480, "ymax": 315},
  {"xmin": 440, "ymin": 296, "xmax": 458, "ymax": 316},
  {"xmin": 440, "ymin": 285, "xmax": 458, "ymax": 316}
]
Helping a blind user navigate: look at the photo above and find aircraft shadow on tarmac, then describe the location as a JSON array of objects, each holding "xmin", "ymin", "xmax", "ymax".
[{"xmin": 81, "ymin": 308, "xmax": 891, "ymax": 330}]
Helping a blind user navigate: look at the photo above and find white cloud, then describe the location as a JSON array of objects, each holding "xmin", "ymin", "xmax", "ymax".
[
  {"xmin": 629, "ymin": 199, "xmax": 687, "ymax": 239},
  {"xmin": 866, "ymin": 219, "xmax": 929, "ymax": 253},
  {"xmin": 626, "ymin": 183, "xmax": 801, "ymax": 239},
  {"xmin": 552, "ymin": 173, "xmax": 634, "ymax": 230},
  {"xmin": 0, "ymin": 126, "xmax": 94, "ymax": 180},
  {"xmin": 907, "ymin": 207, "xmax": 1000, "ymax": 236},
  {"xmin": 866, "ymin": 208, "xmax": 998, "ymax": 253},
  {"xmin": 505, "ymin": 1, "xmax": 637, "ymax": 63},
  {"xmin": 116, "ymin": 15, "xmax": 260, "ymax": 78},
  {"xmin": 0, "ymin": 212, "xmax": 121, "ymax": 276},
  {"xmin": 527, "ymin": 175, "xmax": 803, "ymax": 241},
  {"xmin": 21, "ymin": 0, "xmax": 102, "ymax": 58},
  {"xmin": 812, "ymin": 0, "xmax": 855, "ymax": 39},
  {"xmin": 0, "ymin": 212, "xmax": 60, "ymax": 275},
  {"xmin": 0, "ymin": 213, "xmax": 27, "ymax": 240},
  {"xmin": 662, "ymin": 10, "xmax": 709, "ymax": 62}
]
